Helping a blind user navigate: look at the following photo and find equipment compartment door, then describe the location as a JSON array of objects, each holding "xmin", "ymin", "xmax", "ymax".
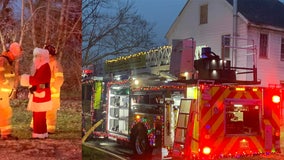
[{"xmin": 172, "ymin": 99, "xmax": 198, "ymax": 157}]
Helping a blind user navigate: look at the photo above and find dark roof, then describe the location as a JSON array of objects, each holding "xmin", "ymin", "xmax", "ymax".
[{"xmin": 226, "ymin": 0, "xmax": 284, "ymax": 28}]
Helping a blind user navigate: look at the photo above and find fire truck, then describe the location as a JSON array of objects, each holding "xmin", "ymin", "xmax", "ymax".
[
  {"xmin": 168, "ymin": 39, "xmax": 283, "ymax": 159},
  {"xmin": 92, "ymin": 38, "xmax": 283, "ymax": 159}
]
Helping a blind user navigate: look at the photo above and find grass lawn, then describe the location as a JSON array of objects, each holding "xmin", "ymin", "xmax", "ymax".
[{"xmin": 10, "ymin": 96, "xmax": 81, "ymax": 139}]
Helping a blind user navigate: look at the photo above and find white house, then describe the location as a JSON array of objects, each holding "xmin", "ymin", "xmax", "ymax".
[{"xmin": 166, "ymin": 0, "xmax": 284, "ymax": 87}]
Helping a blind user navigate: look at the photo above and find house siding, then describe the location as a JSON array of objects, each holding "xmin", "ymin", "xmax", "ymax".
[
  {"xmin": 249, "ymin": 27, "xmax": 284, "ymax": 86},
  {"xmin": 167, "ymin": 0, "xmax": 284, "ymax": 87},
  {"xmin": 168, "ymin": 0, "xmax": 233, "ymax": 51}
]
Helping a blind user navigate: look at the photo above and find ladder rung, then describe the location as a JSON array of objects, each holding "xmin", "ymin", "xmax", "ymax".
[
  {"xmin": 174, "ymin": 141, "xmax": 185, "ymax": 144},
  {"xmin": 179, "ymin": 112, "xmax": 190, "ymax": 115}
]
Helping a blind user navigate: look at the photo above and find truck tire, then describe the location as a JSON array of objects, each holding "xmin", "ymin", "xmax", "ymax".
[{"xmin": 132, "ymin": 127, "xmax": 152, "ymax": 156}]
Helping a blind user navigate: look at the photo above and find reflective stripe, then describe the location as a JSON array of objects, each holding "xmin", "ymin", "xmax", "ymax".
[
  {"xmin": 55, "ymin": 72, "xmax": 63, "ymax": 77},
  {"xmin": 47, "ymin": 125, "xmax": 56, "ymax": 133},
  {"xmin": 3, "ymin": 80, "xmax": 9, "ymax": 85},
  {"xmin": 1, "ymin": 88, "xmax": 12, "ymax": 92},
  {"xmin": 51, "ymin": 87, "xmax": 57, "ymax": 93},
  {"xmin": 1, "ymin": 125, "xmax": 12, "ymax": 130},
  {"xmin": 4, "ymin": 73, "xmax": 15, "ymax": 78},
  {"xmin": 51, "ymin": 93, "xmax": 60, "ymax": 98},
  {"xmin": 30, "ymin": 119, "xmax": 33, "ymax": 128},
  {"xmin": 0, "ymin": 125, "xmax": 12, "ymax": 135}
]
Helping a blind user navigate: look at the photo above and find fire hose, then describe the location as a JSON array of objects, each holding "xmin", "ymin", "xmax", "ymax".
[
  {"xmin": 82, "ymin": 119, "xmax": 127, "ymax": 160},
  {"xmin": 82, "ymin": 119, "xmax": 104, "ymax": 143}
]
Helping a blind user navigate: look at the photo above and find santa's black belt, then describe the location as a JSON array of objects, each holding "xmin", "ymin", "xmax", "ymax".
[
  {"xmin": 29, "ymin": 83, "xmax": 50, "ymax": 94},
  {"xmin": 38, "ymin": 83, "xmax": 50, "ymax": 89}
]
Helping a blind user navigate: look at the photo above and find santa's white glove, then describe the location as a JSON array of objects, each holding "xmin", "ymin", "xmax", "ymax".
[{"xmin": 20, "ymin": 74, "xmax": 30, "ymax": 87}]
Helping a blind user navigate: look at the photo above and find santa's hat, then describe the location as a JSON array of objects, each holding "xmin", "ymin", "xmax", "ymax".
[{"xmin": 33, "ymin": 47, "xmax": 49, "ymax": 64}]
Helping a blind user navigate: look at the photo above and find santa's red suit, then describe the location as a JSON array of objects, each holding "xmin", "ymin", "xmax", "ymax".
[
  {"xmin": 21, "ymin": 48, "xmax": 52, "ymax": 139},
  {"xmin": 29, "ymin": 45, "xmax": 64, "ymax": 134}
]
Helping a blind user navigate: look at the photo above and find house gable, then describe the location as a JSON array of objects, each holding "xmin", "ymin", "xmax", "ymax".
[{"xmin": 166, "ymin": 0, "xmax": 238, "ymax": 55}]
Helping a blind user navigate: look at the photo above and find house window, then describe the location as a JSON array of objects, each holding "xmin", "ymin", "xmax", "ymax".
[
  {"xmin": 222, "ymin": 35, "xmax": 231, "ymax": 59},
  {"xmin": 281, "ymin": 38, "xmax": 284, "ymax": 61},
  {"xmin": 259, "ymin": 34, "xmax": 268, "ymax": 58},
  {"xmin": 200, "ymin": 4, "xmax": 208, "ymax": 24}
]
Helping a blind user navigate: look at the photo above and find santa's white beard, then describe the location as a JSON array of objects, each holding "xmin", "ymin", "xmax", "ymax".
[{"xmin": 33, "ymin": 58, "xmax": 43, "ymax": 69}]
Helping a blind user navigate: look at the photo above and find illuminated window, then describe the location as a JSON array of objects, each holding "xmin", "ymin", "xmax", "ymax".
[
  {"xmin": 259, "ymin": 34, "xmax": 268, "ymax": 58},
  {"xmin": 200, "ymin": 4, "xmax": 208, "ymax": 24},
  {"xmin": 225, "ymin": 105, "xmax": 260, "ymax": 135},
  {"xmin": 281, "ymin": 38, "xmax": 284, "ymax": 61}
]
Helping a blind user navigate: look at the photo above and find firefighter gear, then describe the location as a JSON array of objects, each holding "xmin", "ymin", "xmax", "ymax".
[
  {"xmin": 29, "ymin": 45, "xmax": 64, "ymax": 133},
  {"xmin": 46, "ymin": 57, "xmax": 64, "ymax": 133},
  {"xmin": 0, "ymin": 42, "xmax": 22, "ymax": 140},
  {"xmin": 21, "ymin": 48, "xmax": 52, "ymax": 139}
]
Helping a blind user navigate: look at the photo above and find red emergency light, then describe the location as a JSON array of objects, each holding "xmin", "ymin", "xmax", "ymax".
[{"xmin": 83, "ymin": 69, "xmax": 93, "ymax": 74}]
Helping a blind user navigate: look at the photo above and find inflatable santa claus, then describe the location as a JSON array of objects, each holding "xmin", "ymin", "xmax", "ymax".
[{"xmin": 21, "ymin": 47, "xmax": 52, "ymax": 139}]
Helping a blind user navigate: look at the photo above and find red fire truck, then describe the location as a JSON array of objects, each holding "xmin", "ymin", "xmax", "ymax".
[{"xmin": 93, "ymin": 38, "xmax": 283, "ymax": 159}]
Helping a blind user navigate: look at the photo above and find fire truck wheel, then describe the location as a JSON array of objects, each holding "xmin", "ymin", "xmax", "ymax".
[{"xmin": 132, "ymin": 128, "xmax": 152, "ymax": 156}]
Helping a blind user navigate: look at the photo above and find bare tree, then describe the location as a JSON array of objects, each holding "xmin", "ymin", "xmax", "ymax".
[
  {"xmin": 0, "ymin": 0, "xmax": 15, "ymax": 50},
  {"xmin": 0, "ymin": 0, "xmax": 81, "ymax": 93},
  {"xmin": 0, "ymin": 0, "xmax": 22, "ymax": 98},
  {"xmin": 44, "ymin": 0, "xmax": 50, "ymax": 44},
  {"xmin": 82, "ymin": 0, "xmax": 157, "ymax": 71}
]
